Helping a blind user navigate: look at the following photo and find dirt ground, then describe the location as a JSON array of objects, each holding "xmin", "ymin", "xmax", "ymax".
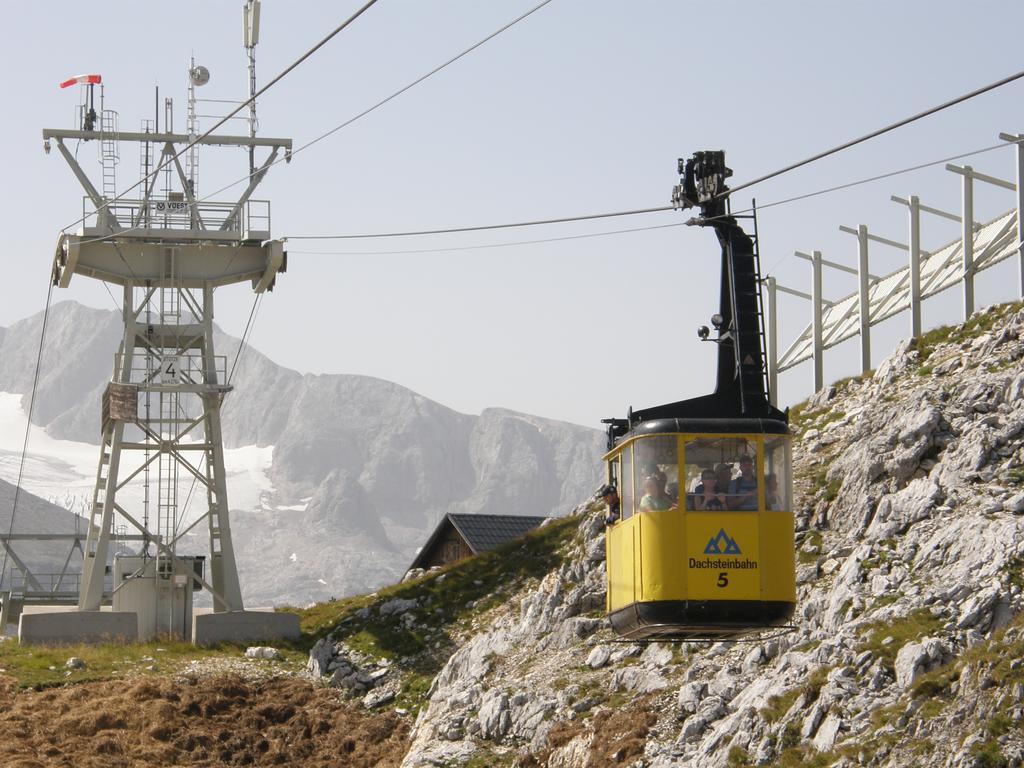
[{"xmin": 0, "ymin": 674, "xmax": 410, "ymax": 767}]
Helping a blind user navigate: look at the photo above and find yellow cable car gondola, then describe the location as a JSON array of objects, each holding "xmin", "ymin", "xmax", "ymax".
[{"xmin": 601, "ymin": 151, "xmax": 795, "ymax": 641}]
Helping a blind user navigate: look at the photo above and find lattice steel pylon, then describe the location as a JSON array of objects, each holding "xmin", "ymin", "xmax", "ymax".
[{"xmin": 42, "ymin": 86, "xmax": 292, "ymax": 638}]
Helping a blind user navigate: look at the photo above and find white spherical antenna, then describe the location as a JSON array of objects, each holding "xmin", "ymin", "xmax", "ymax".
[{"xmin": 189, "ymin": 65, "xmax": 210, "ymax": 87}]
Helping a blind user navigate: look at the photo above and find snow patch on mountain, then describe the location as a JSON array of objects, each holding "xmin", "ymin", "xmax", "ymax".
[{"xmin": 0, "ymin": 392, "xmax": 275, "ymax": 523}]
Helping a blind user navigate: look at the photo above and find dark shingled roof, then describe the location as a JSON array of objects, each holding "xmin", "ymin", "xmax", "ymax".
[
  {"xmin": 408, "ymin": 513, "xmax": 549, "ymax": 571},
  {"xmin": 448, "ymin": 514, "xmax": 548, "ymax": 554}
]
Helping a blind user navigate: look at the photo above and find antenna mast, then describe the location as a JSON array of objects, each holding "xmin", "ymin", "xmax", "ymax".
[{"xmin": 244, "ymin": 0, "xmax": 261, "ymax": 176}]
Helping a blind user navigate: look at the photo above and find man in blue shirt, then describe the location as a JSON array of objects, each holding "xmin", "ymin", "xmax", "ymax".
[{"xmin": 729, "ymin": 455, "xmax": 759, "ymax": 510}]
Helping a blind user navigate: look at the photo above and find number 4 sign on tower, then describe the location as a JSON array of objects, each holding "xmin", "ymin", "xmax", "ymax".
[{"xmin": 160, "ymin": 356, "xmax": 181, "ymax": 383}]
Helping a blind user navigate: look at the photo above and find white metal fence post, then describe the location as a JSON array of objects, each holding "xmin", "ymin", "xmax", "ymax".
[
  {"xmin": 1016, "ymin": 138, "xmax": 1024, "ymax": 299},
  {"xmin": 811, "ymin": 250, "xmax": 824, "ymax": 392},
  {"xmin": 765, "ymin": 276, "xmax": 778, "ymax": 407},
  {"xmin": 998, "ymin": 132, "xmax": 1024, "ymax": 300},
  {"xmin": 908, "ymin": 195, "xmax": 922, "ymax": 338},
  {"xmin": 857, "ymin": 225, "xmax": 871, "ymax": 373},
  {"xmin": 961, "ymin": 166, "xmax": 975, "ymax": 319}
]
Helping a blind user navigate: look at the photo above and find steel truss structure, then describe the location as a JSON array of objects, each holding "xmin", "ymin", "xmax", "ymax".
[
  {"xmin": 43, "ymin": 123, "xmax": 290, "ymax": 619},
  {"xmin": 766, "ymin": 132, "xmax": 1024, "ymax": 397}
]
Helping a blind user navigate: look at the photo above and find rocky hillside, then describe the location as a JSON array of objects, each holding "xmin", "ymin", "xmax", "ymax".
[{"xmin": 287, "ymin": 300, "xmax": 1024, "ymax": 767}]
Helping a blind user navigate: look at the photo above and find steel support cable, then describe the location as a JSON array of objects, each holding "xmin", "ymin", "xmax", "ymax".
[
  {"xmin": 58, "ymin": 0, "xmax": 383, "ymax": 235},
  {"xmin": 284, "ymin": 70, "xmax": 1024, "ymax": 243},
  {"xmin": 228, "ymin": 293, "xmax": 263, "ymax": 384},
  {"xmin": 285, "ymin": 140, "xmax": 1020, "ymax": 258},
  {"xmin": 721, "ymin": 68, "xmax": 1024, "ymax": 200},
  {"xmin": 759, "ymin": 139, "xmax": 1018, "ymax": 276},
  {"xmin": 290, "ymin": 220, "xmax": 688, "ymax": 255},
  {"xmin": 192, "ymin": 0, "xmax": 557, "ymax": 213},
  {"xmin": 284, "ymin": 204, "xmax": 673, "ymax": 241},
  {"xmin": 1, "ymin": 278, "xmax": 56, "ymax": 591}
]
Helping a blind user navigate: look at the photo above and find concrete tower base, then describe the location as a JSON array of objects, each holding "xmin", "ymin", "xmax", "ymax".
[
  {"xmin": 19, "ymin": 607, "xmax": 138, "ymax": 645},
  {"xmin": 192, "ymin": 609, "xmax": 300, "ymax": 646}
]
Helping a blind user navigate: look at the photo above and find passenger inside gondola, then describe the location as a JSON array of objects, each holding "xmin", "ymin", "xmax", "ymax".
[
  {"xmin": 765, "ymin": 473, "xmax": 780, "ymax": 511},
  {"xmin": 691, "ymin": 469, "xmax": 726, "ymax": 510},
  {"xmin": 730, "ymin": 454, "xmax": 759, "ymax": 510},
  {"xmin": 639, "ymin": 474, "xmax": 675, "ymax": 512}
]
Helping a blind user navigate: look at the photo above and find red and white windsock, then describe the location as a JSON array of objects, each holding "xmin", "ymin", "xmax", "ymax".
[{"xmin": 59, "ymin": 73, "xmax": 102, "ymax": 89}]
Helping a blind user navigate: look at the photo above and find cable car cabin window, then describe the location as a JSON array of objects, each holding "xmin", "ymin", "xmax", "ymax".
[
  {"xmin": 632, "ymin": 435, "xmax": 678, "ymax": 514},
  {"xmin": 608, "ymin": 457, "xmax": 620, "ymax": 494},
  {"xmin": 620, "ymin": 444, "xmax": 634, "ymax": 521},
  {"xmin": 764, "ymin": 436, "xmax": 793, "ymax": 511},
  {"xmin": 684, "ymin": 437, "xmax": 758, "ymax": 512}
]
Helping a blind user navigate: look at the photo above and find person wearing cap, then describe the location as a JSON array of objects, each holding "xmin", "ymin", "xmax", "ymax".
[{"xmin": 598, "ymin": 484, "xmax": 620, "ymax": 525}]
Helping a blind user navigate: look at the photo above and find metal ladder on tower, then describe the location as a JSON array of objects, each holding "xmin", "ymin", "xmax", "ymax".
[
  {"xmin": 747, "ymin": 205, "xmax": 772, "ymax": 405},
  {"xmin": 185, "ymin": 130, "xmax": 199, "ymax": 203},
  {"xmin": 99, "ymin": 109, "xmax": 119, "ymax": 203},
  {"xmin": 87, "ymin": 428, "xmax": 114, "ymax": 560},
  {"xmin": 157, "ymin": 270, "xmax": 181, "ymax": 548},
  {"xmin": 157, "ymin": 392, "xmax": 178, "ymax": 550},
  {"xmin": 726, "ymin": 205, "xmax": 772, "ymax": 413},
  {"xmin": 138, "ymin": 119, "xmax": 155, "ymax": 229}
]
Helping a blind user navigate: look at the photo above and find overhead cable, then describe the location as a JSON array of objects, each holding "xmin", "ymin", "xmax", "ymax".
[
  {"xmin": 724, "ymin": 67, "xmax": 1024, "ymax": 199},
  {"xmin": 60, "ymin": 0, "xmax": 382, "ymax": 234},
  {"xmin": 289, "ymin": 221, "xmax": 689, "ymax": 256},
  {"xmin": 196, "ymin": 0, "xmax": 556, "ymax": 210},
  {"xmin": 284, "ymin": 68, "xmax": 1024, "ymax": 242},
  {"xmin": 752, "ymin": 140, "xmax": 1012, "ymax": 214},
  {"xmin": 228, "ymin": 293, "xmax": 264, "ymax": 384},
  {"xmin": 1, "ymin": 278, "xmax": 56, "ymax": 589},
  {"xmin": 284, "ymin": 204, "xmax": 673, "ymax": 241},
  {"xmin": 286, "ymin": 139, "xmax": 1017, "ymax": 257}
]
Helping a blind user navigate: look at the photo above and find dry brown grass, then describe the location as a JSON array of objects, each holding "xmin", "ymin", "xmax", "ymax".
[{"xmin": 0, "ymin": 673, "xmax": 409, "ymax": 767}]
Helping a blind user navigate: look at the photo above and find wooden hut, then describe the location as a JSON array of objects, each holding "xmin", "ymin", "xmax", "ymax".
[{"xmin": 409, "ymin": 514, "xmax": 548, "ymax": 571}]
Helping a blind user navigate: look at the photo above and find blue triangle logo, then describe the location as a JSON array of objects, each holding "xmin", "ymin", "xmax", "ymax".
[{"xmin": 704, "ymin": 528, "xmax": 741, "ymax": 556}]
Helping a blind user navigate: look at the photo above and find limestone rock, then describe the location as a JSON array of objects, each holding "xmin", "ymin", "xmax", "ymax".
[
  {"xmin": 379, "ymin": 597, "xmax": 419, "ymax": 616},
  {"xmin": 245, "ymin": 646, "xmax": 281, "ymax": 660},
  {"xmin": 306, "ymin": 637, "xmax": 334, "ymax": 678},
  {"xmin": 586, "ymin": 645, "xmax": 611, "ymax": 669},
  {"xmin": 895, "ymin": 637, "xmax": 950, "ymax": 689}
]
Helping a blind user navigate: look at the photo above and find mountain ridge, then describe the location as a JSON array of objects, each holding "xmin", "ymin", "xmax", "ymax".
[{"xmin": 0, "ymin": 300, "xmax": 604, "ymax": 605}]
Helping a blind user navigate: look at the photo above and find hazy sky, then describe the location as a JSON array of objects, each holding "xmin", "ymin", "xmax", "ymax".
[{"xmin": 3, "ymin": 1, "xmax": 1023, "ymax": 429}]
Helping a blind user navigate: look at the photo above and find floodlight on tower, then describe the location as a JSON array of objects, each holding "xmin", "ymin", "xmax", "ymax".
[{"xmin": 189, "ymin": 65, "xmax": 211, "ymax": 87}]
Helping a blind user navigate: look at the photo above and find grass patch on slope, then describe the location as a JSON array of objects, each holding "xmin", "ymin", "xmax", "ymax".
[
  {"xmin": 915, "ymin": 300, "xmax": 1024, "ymax": 373},
  {"xmin": 281, "ymin": 514, "xmax": 580, "ymax": 714},
  {"xmin": 289, "ymin": 514, "xmax": 577, "ymax": 643},
  {"xmin": 0, "ymin": 640, "xmax": 303, "ymax": 690},
  {"xmin": 0, "ymin": 513, "xmax": 580, "ymax": 702},
  {"xmin": 855, "ymin": 608, "xmax": 943, "ymax": 673}
]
